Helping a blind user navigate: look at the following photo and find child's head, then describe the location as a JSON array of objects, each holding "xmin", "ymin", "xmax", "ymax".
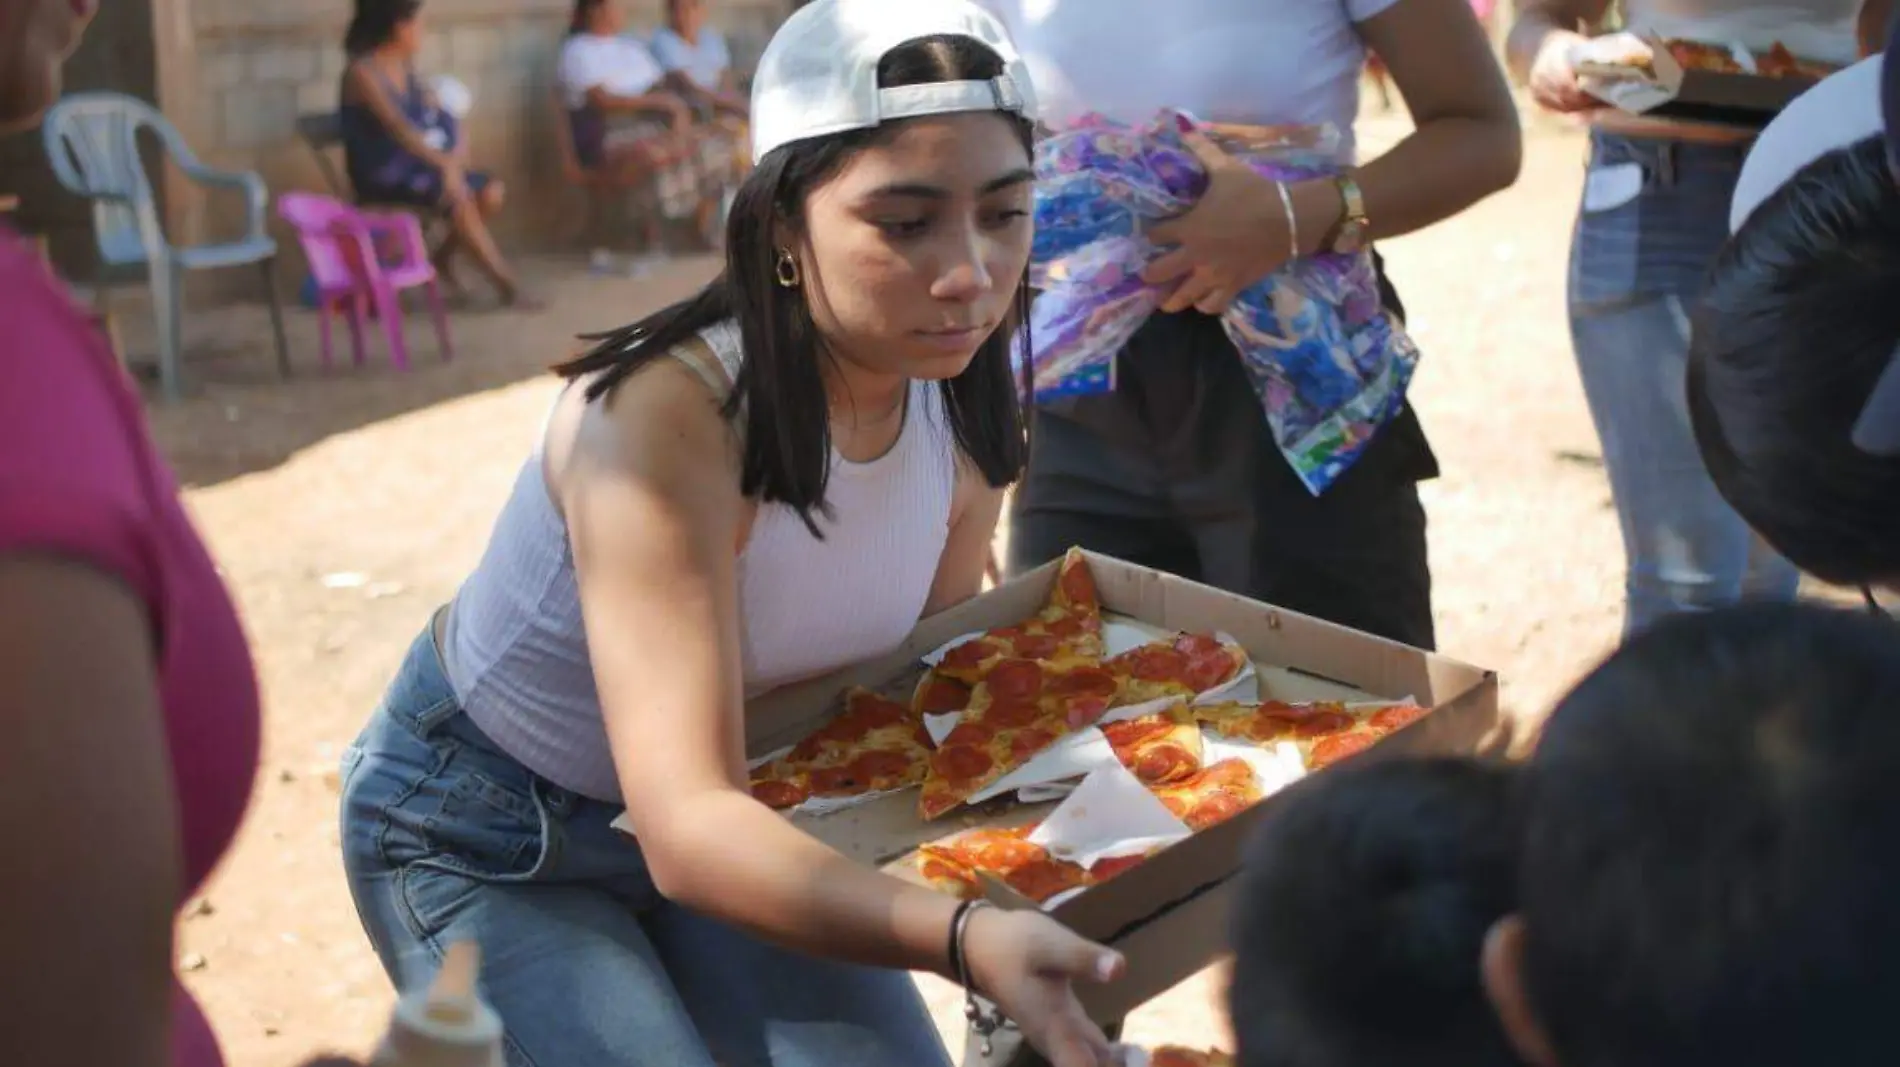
[
  {"xmin": 1484, "ymin": 602, "xmax": 1900, "ymax": 1067},
  {"xmin": 1229, "ymin": 755, "xmax": 1522, "ymax": 1067}
]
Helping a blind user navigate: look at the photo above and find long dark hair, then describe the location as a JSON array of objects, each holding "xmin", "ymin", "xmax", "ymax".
[
  {"xmin": 554, "ymin": 33, "xmax": 1033, "ymax": 536},
  {"xmin": 344, "ymin": 0, "xmax": 422, "ymax": 56},
  {"xmin": 1688, "ymin": 134, "xmax": 1900, "ymax": 586}
]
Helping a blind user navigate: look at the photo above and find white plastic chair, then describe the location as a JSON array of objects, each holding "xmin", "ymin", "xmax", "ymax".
[{"xmin": 42, "ymin": 92, "xmax": 290, "ymax": 401}]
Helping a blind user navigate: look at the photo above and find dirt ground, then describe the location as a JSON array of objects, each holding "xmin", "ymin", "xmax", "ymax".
[{"xmin": 142, "ymin": 106, "xmax": 1627, "ymax": 1065}]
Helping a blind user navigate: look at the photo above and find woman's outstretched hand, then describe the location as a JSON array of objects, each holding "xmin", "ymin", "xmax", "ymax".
[{"xmin": 963, "ymin": 906, "xmax": 1128, "ymax": 1067}]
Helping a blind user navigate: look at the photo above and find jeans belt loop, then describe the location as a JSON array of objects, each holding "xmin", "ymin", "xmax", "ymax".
[{"xmin": 1658, "ymin": 140, "xmax": 1677, "ymax": 187}]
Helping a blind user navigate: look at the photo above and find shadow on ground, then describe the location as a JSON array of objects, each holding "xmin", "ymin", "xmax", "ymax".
[{"xmin": 126, "ymin": 254, "xmax": 720, "ymax": 488}]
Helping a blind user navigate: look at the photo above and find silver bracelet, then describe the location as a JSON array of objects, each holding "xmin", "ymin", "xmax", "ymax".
[
  {"xmin": 1275, "ymin": 180, "xmax": 1300, "ymax": 261},
  {"xmin": 951, "ymin": 899, "xmax": 1013, "ymax": 1055}
]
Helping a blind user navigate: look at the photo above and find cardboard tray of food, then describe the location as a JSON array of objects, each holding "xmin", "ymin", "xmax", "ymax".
[
  {"xmin": 1573, "ymin": 32, "xmax": 1827, "ymax": 127},
  {"xmin": 725, "ymin": 550, "xmax": 1500, "ymax": 1020}
]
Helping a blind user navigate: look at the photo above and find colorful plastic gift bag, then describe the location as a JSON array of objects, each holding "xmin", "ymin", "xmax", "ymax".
[{"xmin": 1020, "ymin": 109, "xmax": 1422, "ymax": 495}]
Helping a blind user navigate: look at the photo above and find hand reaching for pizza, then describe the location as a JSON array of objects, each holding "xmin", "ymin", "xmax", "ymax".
[{"xmin": 963, "ymin": 907, "xmax": 1127, "ymax": 1067}]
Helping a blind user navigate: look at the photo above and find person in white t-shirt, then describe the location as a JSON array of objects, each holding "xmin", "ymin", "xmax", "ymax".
[
  {"xmin": 981, "ymin": 0, "xmax": 1521, "ymax": 652},
  {"xmin": 560, "ymin": 0, "xmax": 735, "ymax": 239},
  {"xmin": 651, "ymin": 0, "xmax": 747, "ymax": 117},
  {"xmin": 651, "ymin": 0, "xmax": 749, "ymax": 181}
]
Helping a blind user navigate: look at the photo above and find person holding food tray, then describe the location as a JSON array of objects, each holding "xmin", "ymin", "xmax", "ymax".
[
  {"xmin": 337, "ymin": 3, "xmax": 1128, "ymax": 1066},
  {"xmin": 979, "ymin": 0, "xmax": 1522, "ymax": 652},
  {"xmin": 1508, "ymin": 0, "xmax": 1880, "ymax": 637}
]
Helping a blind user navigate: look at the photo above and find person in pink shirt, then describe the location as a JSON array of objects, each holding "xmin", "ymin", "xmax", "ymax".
[{"xmin": 0, "ymin": 2, "xmax": 294, "ymax": 1064}]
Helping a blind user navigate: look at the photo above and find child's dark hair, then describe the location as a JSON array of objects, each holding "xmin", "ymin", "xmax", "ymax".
[
  {"xmin": 1689, "ymin": 135, "xmax": 1900, "ymax": 587},
  {"xmin": 1521, "ymin": 602, "xmax": 1900, "ymax": 1067},
  {"xmin": 552, "ymin": 33, "xmax": 1031, "ymax": 537},
  {"xmin": 343, "ymin": 0, "xmax": 422, "ymax": 56},
  {"xmin": 1230, "ymin": 756, "xmax": 1521, "ymax": 1067}
]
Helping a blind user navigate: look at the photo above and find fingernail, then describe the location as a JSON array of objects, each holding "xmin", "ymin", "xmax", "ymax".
[{"xmin": 1096, "ymin": 954, "xmax": 1120, "ymax": 981}]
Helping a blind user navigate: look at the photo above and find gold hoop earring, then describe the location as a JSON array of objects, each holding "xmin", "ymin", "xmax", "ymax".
[{"xmin": 774, "ymin": 248, "xmax": 802, "ymax": 289}]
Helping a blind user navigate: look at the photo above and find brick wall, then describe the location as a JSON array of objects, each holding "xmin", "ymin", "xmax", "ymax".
[
  {"xmin": 8, "ymin": 0, "xmax": 789, "ymax": 302},
  {"xmin": 183, "ymin": 0, "xmax": 789, "ymax": 299}
]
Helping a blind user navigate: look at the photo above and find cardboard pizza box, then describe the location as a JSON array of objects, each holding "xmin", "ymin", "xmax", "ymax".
[
  {"xmin": 1573, "ymin": 31, "xmax": 1821, "ymax": 128},
  {"xmin": 743, "ymin": 551, "xmax": 1500, "ymax": 1022}
]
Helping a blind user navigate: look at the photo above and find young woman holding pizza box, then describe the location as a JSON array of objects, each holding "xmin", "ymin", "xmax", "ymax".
[
  {"xmin": 338, "ymin": 3, "xmax": 1127, "ymax": 1066},
  {"xmin": 1508, "ymin": 0, "xmax": 1880, "ymax": 637}
]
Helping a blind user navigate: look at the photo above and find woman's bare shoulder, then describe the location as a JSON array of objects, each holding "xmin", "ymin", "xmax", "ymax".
[{"xmin": 546, "ymin": 342, "xmax": 740, "ymax": 492}]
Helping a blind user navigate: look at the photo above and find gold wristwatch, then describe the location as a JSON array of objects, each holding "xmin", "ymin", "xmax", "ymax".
[{"xmin": 1326, "ymin": 173, "xmax": 1370, "ymax": 255}]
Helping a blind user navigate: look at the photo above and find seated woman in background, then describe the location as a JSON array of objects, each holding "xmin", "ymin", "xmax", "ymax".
[
  {"xmin": 651, "ymin": 0, "xmax": 749, "ymax": 121},
  {"xmin": 562, "ymin": 0, "xmax": 735, "ymax": 247},
  {"xmin": 339, "ymin": 0, "xmax": 539, "ymax": 309}
]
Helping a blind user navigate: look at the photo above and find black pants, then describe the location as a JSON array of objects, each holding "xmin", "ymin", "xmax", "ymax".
[{"xmin": 1009, "ymin": 262, "xmax": 1440, "ymax": 649}]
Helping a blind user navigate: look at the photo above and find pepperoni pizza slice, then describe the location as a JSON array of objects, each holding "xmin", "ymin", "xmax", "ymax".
[
  {"xmin": 914, "ymin": 823, "xmax": 1156, "ymax": 904},
  {"xmin": 926, "ymin": 547, "xmax": 1106, "ymax": 689},
  {"xmin": 1148, "ymin": 1048, "xmax": 1236, "ymax": 1067},
  {"xmin": 1303, "ymin": 703, "xmax": 1430, "ymax": 769},
  {"xmin": 914, "ymin": 826, "xmax": 1052, "ymax": 899},
  {"xmin": 1193, "ymin": 700, "xmax": 1358, "ymax": 746},
  {"xmin": 748, "ymin": 688, "xmax": 934, "ymax": 811},
  {"xmin": 1192, "ymin": 700, "xmax": 1431, "ymax": 771},
  {"xmin": 917, "ymin": 658, "xmax": 1124, "ymax": 820},
  {"xmin": 1101, "ymin": 705, "xmax": 1204, "ymax": 786},
  {"xmin": 1106, "ymin": 632, "xmax": 1249, "ymax": 707},
  {"xmin": 915, "ymin": 824, "xmax": 1095, "ymax": 904},
  {"xmin": 1663, "ymin": 37, "xmax": 1745, "ymax": 73},
  {"xmin": 1148, "ymin": 758, "xmax": 1266, "ymax": 831}
]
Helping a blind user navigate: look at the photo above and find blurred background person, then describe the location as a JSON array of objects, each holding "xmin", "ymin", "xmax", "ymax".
[
  {"xmin": 562, "ymin": 0, "xmax": 735, "ymax": 247},
  {"xmin": 1507, "ymin": 0, "xmax": 1870, "ymax": 636}
]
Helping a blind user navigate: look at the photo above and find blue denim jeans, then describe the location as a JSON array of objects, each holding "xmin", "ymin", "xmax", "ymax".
[
  {"xmin": 339, "ymin": 626, "xmax": 952, "ymax": 1067},
  {"xmin": 1567, "ymin": 131, "xmax": 1800, "ymax": 636}
]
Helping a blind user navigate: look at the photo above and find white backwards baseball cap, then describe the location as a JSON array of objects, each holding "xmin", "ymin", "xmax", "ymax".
[
  {"xmin": 748, "ymin": 0, "xmax": 1037, "ymax": 165},
  {"xmin": 1729, "ymin": 54, "xmax": 1884, "ymax": 234}
]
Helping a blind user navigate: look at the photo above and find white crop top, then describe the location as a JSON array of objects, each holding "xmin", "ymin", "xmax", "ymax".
[{"xmin": 442, "ymin": 321, "xmax": 960, "ymax": 801}]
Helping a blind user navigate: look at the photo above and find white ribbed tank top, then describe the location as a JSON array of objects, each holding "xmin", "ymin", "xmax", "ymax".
[{"xmin": 444, "ymin": 320, "xmax": 958, "ymax": 801}]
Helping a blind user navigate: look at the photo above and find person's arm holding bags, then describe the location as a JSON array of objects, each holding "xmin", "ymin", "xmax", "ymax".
[
  {"xmin": 560, "ymin": 361, "xmax": 1124, "ymax": 1067},
  {"xmin": 1144, "ymin": 0, "xmax": 1521, "ymax": 314}
]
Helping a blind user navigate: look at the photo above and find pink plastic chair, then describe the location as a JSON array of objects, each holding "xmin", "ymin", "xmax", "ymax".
[{"xmin": 276, "ymin": 191, "xmax": 451, "ymax": 370}]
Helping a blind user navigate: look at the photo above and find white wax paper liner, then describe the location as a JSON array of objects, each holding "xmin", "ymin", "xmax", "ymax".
[{"xmin": 1025, "ymin": 762, "xmax": 1193, "ymax": 870}]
